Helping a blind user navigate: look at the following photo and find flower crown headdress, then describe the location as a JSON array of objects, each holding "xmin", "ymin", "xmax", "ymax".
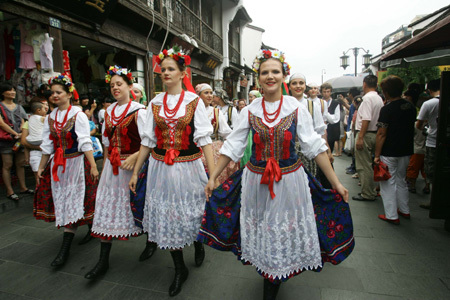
[
  {"xmin": 252, "ymin": 49, "xmax": 291, "ymax": 75},
  {"xmin": 105, "ymin": 65, "xmax": 133, "ymax": 83},
  {"xmin": 48, "ymin": 75, "xmax": 75, "ymax": 93},
  {"xmin": 155, "ymin": 45, "xmax": 191, "ymax": 67}
]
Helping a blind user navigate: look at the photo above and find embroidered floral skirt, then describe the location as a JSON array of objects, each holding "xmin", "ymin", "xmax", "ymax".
[
  {"xmin": 201, "ymin": 140, "xmax": 240, "ymax": 184},
  {"xmin": 91, "ymin": 159, "xmax": 142, "ymax": 240},
  {"xmin": 142, "ymin": 157, "xmax": 208, "ymax": 249},
  {"xmin": 198, "ymin": 167, "xmax": 355, "ymax": 283},
  {"xmin": 34, "ymin": 156, "xmax": 97, "ymax": 228}
]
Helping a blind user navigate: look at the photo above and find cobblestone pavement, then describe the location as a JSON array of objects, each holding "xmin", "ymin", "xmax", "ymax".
[{"xmin": 1, "ymin": 156, "xmax": 449, "ymax": 300}]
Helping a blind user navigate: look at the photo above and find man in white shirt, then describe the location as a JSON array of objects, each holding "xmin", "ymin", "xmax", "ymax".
[
  {"xmin": 416, "ymin": 79, "xmax": 440, "ymax": 209},
  {"xmin": 352, "ymin": 75, "xmax": 384, "ymax": 201},
  {"xmin": 320, "ymin": 83, "xmax": 341, "ymax": 154}
]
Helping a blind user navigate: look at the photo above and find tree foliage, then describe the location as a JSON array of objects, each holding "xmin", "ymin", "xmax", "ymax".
[{"xmin": 383, "ymin": 66, "xmax": 441, "ymax": 87}]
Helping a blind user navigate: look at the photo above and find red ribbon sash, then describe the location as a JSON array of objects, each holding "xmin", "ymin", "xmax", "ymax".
[
  {"xmin": 164, "ymin": 148, "xmax": 180, "ymax": 165},
  {"xmin": 109, "ymin": 147, "xmax": 122, "ymax": 175},
  {"xmin": 260, "ymin": 157, "xmax": 282, "ymax": 199},
  {"xmin": 52, "ymin": 147, "xmax": 66, "ymax": 182}
]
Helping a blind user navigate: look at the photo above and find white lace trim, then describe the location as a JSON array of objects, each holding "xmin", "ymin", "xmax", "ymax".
[
  {"xmin": 143, "ymin": 189, "xmax": 205, "ymax": 250},
  {"xmin": 92, "ymin": 161, "xmax": 142, "ymax": 237},
  {"xmin": 240, "ymin": 209, "xmax": 322, "ymax": 279},
  {"xmin": 51, "ymin": 156, "xmax": 86, "ymax": 227}
]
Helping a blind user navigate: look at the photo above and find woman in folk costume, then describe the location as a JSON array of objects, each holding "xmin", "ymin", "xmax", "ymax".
[
  {"xmin": 35, "ymin": 75, "xmax": 99, "ymax": 267},
  {"xmin": 202, "ymin": 50, "xmax": 352, "ymax": 300},
  {"xmin": 196, "ymin": 83, "xmax": 236, "ymax": 184},
  {"xmin": 84, "ymin": 66, "xmax": 148, "ymax": 280},
  {"xmin": 129, "ymin": 46, "xmax": 215, "ymax": 297},
  {"xmin": 289, "ymin": 72, "xmax": 327, "ymax": 177}
]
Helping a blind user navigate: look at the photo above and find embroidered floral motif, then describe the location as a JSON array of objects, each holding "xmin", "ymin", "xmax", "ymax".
[
  {"xmin": 104, "ymin": 110, "xmax": 140, "ymax": 159},
  {"xmin": 249, "ymin": 111, "xmax": 297, "ymax": 162},
  {"xmin": 152, "ymin": 98, "xmax": 199, "ymax": 150},
  {"xmin": 48, "ymin": 115, "xmax": 81, "ymax": 158}
]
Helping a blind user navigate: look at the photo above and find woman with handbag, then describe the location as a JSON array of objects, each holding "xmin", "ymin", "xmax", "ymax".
[{"xmin": 0, "ymin": 82, "xmax": 33, "ymax": 201}]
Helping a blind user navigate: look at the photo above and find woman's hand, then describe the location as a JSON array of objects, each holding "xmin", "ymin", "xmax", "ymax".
[
  {"xmin": 90, "ymin": 166, "xmax": 99, "ymax": 181},
  {"xmin": 129, "ymin": 174, "xmax": 138, "ymax": 194},
  {"xmin": 121, "ymin": 155, "xmax": 137, "ymax": 171},
  {"xmin": 374, "ymin": 156, "xmax": 380, "ymax": 165},
  {"xmin": 36, "ymin": 168, "xmax": 45, "ymax": 185},
  {"xmin": 204, "ymin": 178, "xmax": 216, "ymax": 202},
  {"xmin": 333, "ymin": 183, "xmax": 349, "ymax": 203}
]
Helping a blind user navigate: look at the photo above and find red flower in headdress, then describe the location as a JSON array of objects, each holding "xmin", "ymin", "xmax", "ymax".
[
  {"xmin": 162, "ymin": 49, "xmax": 168, "ymax": 56},
  {"xmin": 184, "ymin": 55, "xmax": 191, "ymax": 66}
]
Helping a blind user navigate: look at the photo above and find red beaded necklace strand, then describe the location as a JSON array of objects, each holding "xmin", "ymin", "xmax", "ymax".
[
  {"xmin": 110, "ymin": 100, "xmax": 132, "ymax": 126},
  {"xmin": 53, "ymin": 105, "xmax": 72, "ymax": 133},
  {"xmin": 163, "ymin": 90, "xmax": 185, "ymax": 119},
  {"xmin": 262, "ymin": 96, "xmax": 283, "ymax": 123}
]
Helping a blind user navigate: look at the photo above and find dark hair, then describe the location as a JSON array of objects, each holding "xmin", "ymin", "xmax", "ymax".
[
  {"xmin": 258, "ymin": 58, "xmax": 286, "ymax": 76},
  {"xmin": 30, "ymin": 101, "xmax": 44, "ymax": 114},
  {"xmin": 37, "ymin": 84, "xmax": 50, "ymax": 98},
  {"xmin": 353, "ymin": 95, "xmax": 363, "ymax": 106},
  {"xmin": 0, "ymin": 82, "xmax": 14, "ymax": 100},
  {"xmin": 380, "ymin": 75, "xmax": 404, "ymax": 98},
  {"xmin": 111, "ymin": 74, "xmax": 133, "ymax": 85},
  {"xmin": 320, "ymin": 83, "xmax": 332, "ymax": 92},
  {"xmin": 427, "ymin": 79, "xmax": 440, "ymax": 92},
  {"xmin": 348, "ymin": 87, "xmax": 359, "ymax": 97},
  {"xmin": 363, "ymin": 75, "xmax": 378, "ymax": 89},
  {"xmin": 79, "ymin": 94, "xmax": 89, "ymax": 101}
]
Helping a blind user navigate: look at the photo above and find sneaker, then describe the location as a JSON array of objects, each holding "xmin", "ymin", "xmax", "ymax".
[{"xmin": 346, "ymin": 169, "xmax": 356, "ymax": 175}]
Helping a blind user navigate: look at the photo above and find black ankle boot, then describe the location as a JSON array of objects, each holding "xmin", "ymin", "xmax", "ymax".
[
  {"xmin": 51, "ymin": 232, "xmax": 75, "ymax": 267},
  {"xmin": 139, "ymin": 233, "xmax": 158, "ymax": 261},
  {"xmin": 193, "ymin": 241, "xmax": 205, "ymax": 267},
  {"xmin": 85, "ymin": 242, "xmax": 112, "ymax": 280},
  {"xmin": 263, "ymin": 278, "xmax": 281, "ymax": 300},
  {"xmin": 78, "ymin": 224, "xmax": 93, "ymax": 245},
  {"xmin": 169, "ymin": 250, "xmax": 189, "ymax": 297}
]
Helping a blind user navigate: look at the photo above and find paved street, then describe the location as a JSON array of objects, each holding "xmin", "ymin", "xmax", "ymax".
[{"xmin": 1, "ymin": 155, "xmax": 449, "ymax": 300}]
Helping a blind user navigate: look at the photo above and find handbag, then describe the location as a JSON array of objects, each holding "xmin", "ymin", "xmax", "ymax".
[
  {"xmin": 0, "ymin": 104, "xmax": 14, "ymax": 141},
  {"xmin": 374, "ymin": 161, "xmax": 392, "ymax": 181},
  {"xmin": 344, "ymin": 131, "xmax": 353, "ymax": 152}
]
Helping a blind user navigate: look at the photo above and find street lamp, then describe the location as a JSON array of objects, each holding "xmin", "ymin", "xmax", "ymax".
[
  {"xmin": 321, "ymin": 69, "xmax": 326, "ymax": 84},
  {"xmin": 339, "ymin": 47, "xmax": 372, "ymax": 76}
]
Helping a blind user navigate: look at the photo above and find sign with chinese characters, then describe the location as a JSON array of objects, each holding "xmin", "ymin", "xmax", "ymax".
[
  {"xmin": 49, "ymin": 17, "xmax": 61, "ymax": 29},
  {"xmin": 35, "ymin": 0, "xmax": 118, "ymax": 26}
]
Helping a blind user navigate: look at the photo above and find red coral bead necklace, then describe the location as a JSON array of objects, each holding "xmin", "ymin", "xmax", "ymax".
[
  {"xmin": 163, "ymin": 90, "xmax": 185, "ymax": 119},
  {"xmin": 262, "ymin": 96, "xmax": 283, "ymax": 123},
  {"xmin": 110, "ymin": 100, "xmax": 132, "ymax": 126},
  {"xmin": 53, "ymin": 105, "xmax": 72, "ymax": 133}
]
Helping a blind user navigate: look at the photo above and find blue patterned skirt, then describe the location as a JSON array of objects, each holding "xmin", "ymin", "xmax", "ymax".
[{"xmin": 197, "ymin": 168, "xmax": 355, "ymax": 283}]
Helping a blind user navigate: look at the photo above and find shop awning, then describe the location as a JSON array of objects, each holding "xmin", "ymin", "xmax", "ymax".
[{"xmin": 381, "ymin": 14, "xmax": 450, "ymax": 61}]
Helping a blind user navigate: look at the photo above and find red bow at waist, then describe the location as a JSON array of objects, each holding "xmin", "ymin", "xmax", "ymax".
[
  {"xmin": 260, "ymin": 157, "xmax": 282, "ymax": 199},
  {"xmin": 164, "ymin": 148, "xmax": 180, "ymax": 165},
  {"xmin": 52, "ymin": 147, "xmax": 66, "ymax": 182},
  {"xmin": 109, "ymin": 146, "xmax": 122, "ymax": 175}
]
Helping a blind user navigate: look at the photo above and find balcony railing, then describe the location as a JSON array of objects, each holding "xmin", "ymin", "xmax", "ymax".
[
  {"xmin": 229, "ymin": 44, "xmax": 240, "ymax": 65},
  {"xmin": 139, "ymin": 0, "xmax": 223, "ymax": 56}
]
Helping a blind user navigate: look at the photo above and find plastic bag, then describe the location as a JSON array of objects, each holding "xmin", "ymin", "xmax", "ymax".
[{"xmin": 374, "ymin": 161, "xmax": 391, "ymax": 181}]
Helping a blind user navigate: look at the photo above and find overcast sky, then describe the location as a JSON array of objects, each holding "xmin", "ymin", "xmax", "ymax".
[{"xmin": 242, "ymin": 0, "xmax": 449, "ymax": 84}]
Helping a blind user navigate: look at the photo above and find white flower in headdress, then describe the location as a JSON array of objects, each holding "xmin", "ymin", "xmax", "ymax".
[
  {"xmin": 257, "ymin": 50, "xmax": 264, "ymax": 59},
  {"xmin": 253, "ymin": 62, "xmax": 260, "ymax": 71},
  {"xmin": 168, "ymin": 48, "xmax": 174, "ymax": 56},
  {"xmin": 272, "ymin": 51, "xmax": 280, "ymax": 59}
]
